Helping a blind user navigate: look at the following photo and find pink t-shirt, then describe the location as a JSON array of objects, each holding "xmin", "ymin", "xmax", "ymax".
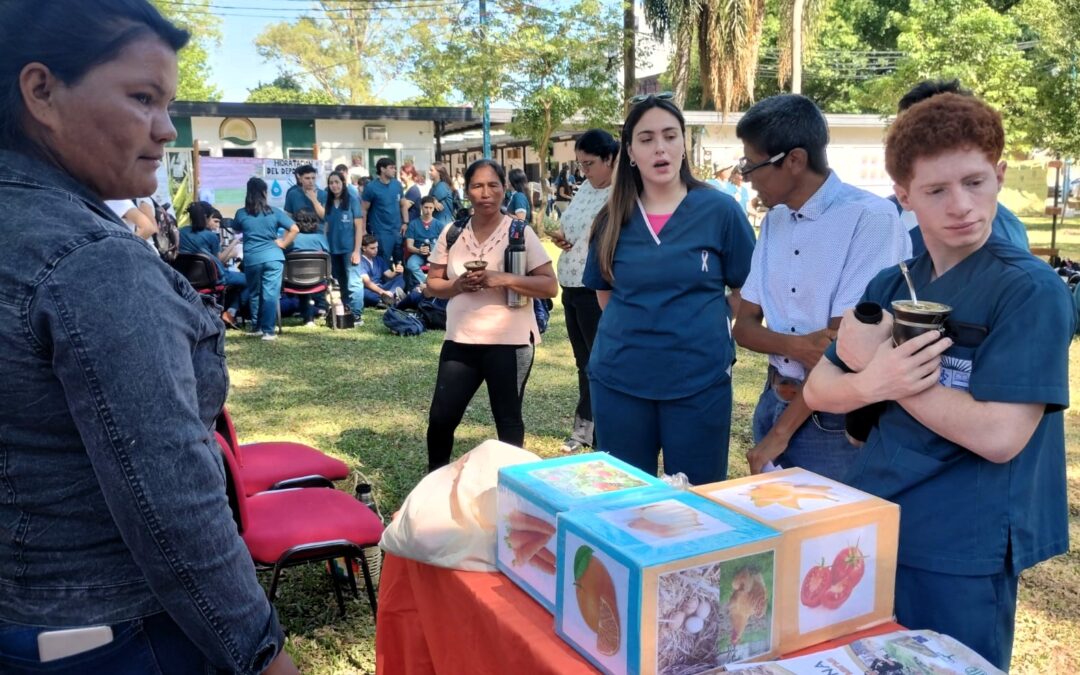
[
  {"xmin": 647, "ymin": 212, "xmax": 672, "ymax": 235},
  {"xmin": 429, "ymin": 215, "xmax": 552, "ymax": 345}
]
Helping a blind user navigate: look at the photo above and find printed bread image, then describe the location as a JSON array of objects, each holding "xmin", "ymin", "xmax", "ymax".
[{"xmin": 627, "ymin": 501, "xmax": 704, "ymax": 538}]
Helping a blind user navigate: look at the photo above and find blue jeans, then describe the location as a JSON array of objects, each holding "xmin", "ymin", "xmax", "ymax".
[
  {"xmin": 591, "ymin": 378, "xmax": 733, "ymax": 485},
  {"xmin": 244, "ymin": 260, "xmax": 284, "ymax": 335},
  {"xmin": 221, "ymin": 269, "xmax": 247, "ymax": 315},
  {"xmin": 405, "ymin": 252, "xmax": 429, "ymax": 285},
  {"xmin": 0, "ymin": 612, "xmax": 215, "ymax": 674},
  {"xmin": 751, "ymin": 378, "xmax": 861, "ymax": 481},
  {"xmin": 362, "ymin": 275, "xmax": 405, "ymax": 307}
]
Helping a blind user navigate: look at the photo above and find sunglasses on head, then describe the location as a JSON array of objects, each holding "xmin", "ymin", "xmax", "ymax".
[{"xmin": 628, "ymin": 91, "xmax": 675, "ymax": 105}]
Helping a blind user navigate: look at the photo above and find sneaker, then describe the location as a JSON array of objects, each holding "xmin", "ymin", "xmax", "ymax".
[
  {"xmin": 261, "ymin": 333, "xmax": 278, "ymax": 341},
  {"xmin": 560, "ymin": 438, "xmax": 587, "ymax": 454},
  {"xmin": 245, "ymin": 329, "xmax": 262, "ymax": 338},
  {"xmin": 352, "ymin": 315, "xmax": 365, "ymax": 326},
  {"xmin": 303, "ymin": 321, "xmax": 317, "ymax": 328},
  {"xmin": 393, "ymin": 287, "xmax": 407, "ymax": 303}
]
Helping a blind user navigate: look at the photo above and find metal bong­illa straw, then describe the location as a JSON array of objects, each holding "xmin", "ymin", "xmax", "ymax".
[{"xmin": 898, "ymin": 260, "xmax": 918, "ymax": 304}]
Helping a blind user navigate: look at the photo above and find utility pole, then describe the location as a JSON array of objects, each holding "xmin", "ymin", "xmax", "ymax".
[
  {"xmin": 791, "ymin": 0, "xmax": 803, "ymax": 93},
  {"xmin": 480, "ymin": 0, "xmax": 491, "ymax": 158}
]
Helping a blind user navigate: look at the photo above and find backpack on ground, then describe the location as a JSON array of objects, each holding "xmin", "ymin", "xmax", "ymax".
[
  {"xmin": 151, "ymin": 199, "xmax": 180, "ymax": 263},
  {"xmin": 383, "ymin": 307, "xmax": 425, "ymax": 336},
  {"xmin": 418, "ymin": 297, "xmax": 448, "ymax": 330}
]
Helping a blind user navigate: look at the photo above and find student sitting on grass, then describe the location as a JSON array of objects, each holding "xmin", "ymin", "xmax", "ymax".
[
  {"xmin": 404, "ymin": 195, "xmax": 445, "ymax": 287},
  {"xmin": 349, "ymin": 235, "xmax": 405, "ymax": 323}
]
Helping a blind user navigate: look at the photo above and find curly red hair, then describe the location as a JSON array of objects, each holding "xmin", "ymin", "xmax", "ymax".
[{"xmin": 885, "ymin": 93, "xmax": 1004, "ymax": 186}]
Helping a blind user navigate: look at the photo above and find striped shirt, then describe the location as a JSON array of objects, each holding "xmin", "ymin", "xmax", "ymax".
[{"xmin": 741, "ymin": 171, "xmax": 910, "ymax": 380}]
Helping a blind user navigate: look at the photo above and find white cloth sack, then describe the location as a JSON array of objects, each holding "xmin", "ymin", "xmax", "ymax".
[{"xmin": 379, "ymin": 440, "xmax": 539, "ymax": 571}]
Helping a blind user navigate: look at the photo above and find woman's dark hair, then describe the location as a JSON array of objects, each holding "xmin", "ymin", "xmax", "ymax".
[
  {"xmin": 735, "ymin": 94, "xmax": 830, "ymax": 176},
  {"xmin": 508, "ymin": 168, "xmax": 528, "ymax": 194},
  {"xmin": 324, "ymin": 170, "xmax": 350, "ymax": 212},
  {"xmin": 0, "ymin": 0, "xmax": 189, "ymax": 151},
  {"xmin": 463, "ymin": 158, "xmax": 506, "ymax": 189},
  {"xmin": 591, "ymin": 95, "xmax": 706, "ymax": 283},
  {"xmin": 187, "ymin": 200, "xmax": 214, "ymax": 232},
  {"xmin": 575, "ymin": 129, "xmax": 619, "ymax": 162},
  {"xmin": 244, "ymin": 177, "xmax": 272, "ymax": 215},
  {"xmin": 293, "ymin": 208, "xmax": 320, "ymax": 234}
]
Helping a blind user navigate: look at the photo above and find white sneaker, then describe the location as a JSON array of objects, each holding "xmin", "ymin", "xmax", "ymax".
[
  {"xmin": 304, "ymin": 321, "xmax": 317, "ymax": 328},
  {"xmin": 261, "ymin": 333, "xmax": 277, "ymax": 341},
  {"xmin": 245, "ymin": 329, "xmax": 261, "ymax": 338}
]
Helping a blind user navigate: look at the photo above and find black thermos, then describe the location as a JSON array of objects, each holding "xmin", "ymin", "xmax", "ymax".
[{"xmin": 844, "ymin": 302, "xmax": 887, "ymax": 446}]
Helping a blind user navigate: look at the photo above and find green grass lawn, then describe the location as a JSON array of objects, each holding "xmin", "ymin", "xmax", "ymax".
[
  {"xmin": 222, "ymin": 255, "xmax": 1080, "ymax": 674},
  {"xmin": 1022, "ymin": 215, "xmax": 1080, "ymax": 261}
]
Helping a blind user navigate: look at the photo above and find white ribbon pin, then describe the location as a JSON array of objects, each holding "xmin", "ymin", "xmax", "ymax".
[{"xmin": 701, "ymin": 250, "xmax": 710, "ymax": 272}]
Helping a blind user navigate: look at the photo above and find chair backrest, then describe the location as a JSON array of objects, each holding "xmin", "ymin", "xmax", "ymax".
[
  {"xmin": 172, "ymin": 252, "xmax": 221, "ymax": 291},
  {"xmin": 283, "ymin": 252, "xmax": 331, "ymax": 290},
  {"xmin": 215, "ymin": 407, "xmax": 245, "ymax": 466},
  {"xmin": 214, "ymin": 431, "xmax": 249, "ymax": 532}
]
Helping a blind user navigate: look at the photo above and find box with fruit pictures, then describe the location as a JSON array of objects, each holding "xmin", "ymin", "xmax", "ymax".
[
  {"xmin": 691, "ymin": 467, "xmax": 899, "ymax": 655},
  {"xmin": 496, "ymin": 452, "xmax": 671, "ymax": 612},
  {"xmin": 554, "ymin": 491, "xmax": 782, "ymax": 675}
]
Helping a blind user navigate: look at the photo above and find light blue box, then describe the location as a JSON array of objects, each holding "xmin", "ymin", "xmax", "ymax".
[
  {"xmin": 555, "ymin": 491, "xmax": 782, "ymax": 675},
  {"xmin": 496, "ymin": 452, "xmax": 671, "ymax": 613}
]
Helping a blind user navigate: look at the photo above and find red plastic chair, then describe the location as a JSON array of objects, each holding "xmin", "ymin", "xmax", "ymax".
[
  {"xmin": 216, "ymin": 407, "xmax": 349, "ymax": 496},
  {"xmin": 215, "ymin": 431, "xmax": 382, "ymax": 617}
]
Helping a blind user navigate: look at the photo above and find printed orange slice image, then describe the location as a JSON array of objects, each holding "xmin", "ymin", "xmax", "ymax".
[
  {"xmin": 744, "ymin": 481, "xmax": 839, "ymax": 510},
  {"xmin": 574, "ymin": 545, "xmax": 621, "ymax": 656}
]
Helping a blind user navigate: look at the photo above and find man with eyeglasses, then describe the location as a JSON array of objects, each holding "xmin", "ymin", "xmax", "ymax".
[{"xmin": 731, "ymin": 94, "xmax": 909, "ymax": 482}]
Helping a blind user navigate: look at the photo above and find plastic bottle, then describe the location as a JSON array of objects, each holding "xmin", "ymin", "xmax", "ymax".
[{"xmin": 355, "ymin": 483, "xmax": 383, "ymax": 586}]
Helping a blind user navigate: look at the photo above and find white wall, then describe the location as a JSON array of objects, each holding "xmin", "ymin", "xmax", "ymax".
[
  {"xmin": 191, "ymin": 117, "xmax": 284, "ymax": 158},
  {"xmin": 316, "ymin": 119, "xmax": 435, "ymax": 169}
]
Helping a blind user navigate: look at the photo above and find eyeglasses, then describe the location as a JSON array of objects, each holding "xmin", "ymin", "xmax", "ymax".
[
  {"xmin": 737, "ymin": 151, "xmax": 789, "ymax": 177},
  {"xmin": 629, "ymin": 91, "xmax": 675, "ymax": 105}
]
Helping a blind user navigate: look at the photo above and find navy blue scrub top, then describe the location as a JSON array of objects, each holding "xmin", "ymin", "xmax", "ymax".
[
  {"xmin": 826, "ymin": 238, "xmax": 1074, "ymax": 576},
  {"xmin": 583, "ymin": 187, "xmax": 756, "ymax": 400},
  {"xmin": 284, "ymin": 187, "xmax": 328, "ymax": 222},
  {"xmin": 326, "ymin": 198, "xmax": 362, "ymax": 255},
  {"xmin": 179, "ymin": 227, "xmax": 224, "ymax": 275},
  {"xmin": 363, "ymin": 179, "xmax": 404, "ymax": 236}
]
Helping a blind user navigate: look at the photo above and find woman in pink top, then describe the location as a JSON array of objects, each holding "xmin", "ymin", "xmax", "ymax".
[{"xmin": 424, "ymin": 159, "xmax": 558, "ymax": 472}]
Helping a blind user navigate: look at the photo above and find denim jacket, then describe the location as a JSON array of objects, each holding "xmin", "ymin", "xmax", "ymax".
[{"xmin": 0, "ymin": 150, "xmax": 283, "ymax": 673}]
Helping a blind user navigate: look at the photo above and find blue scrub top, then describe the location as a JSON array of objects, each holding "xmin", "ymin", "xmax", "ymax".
[
  {"xmin": 362, "ymin": 179, "xmax": 404, "ymax": 235},
  {"xmin": 507, "ymin": 191, "xmax": 531, "ymax": 222},
  {"xmin": 288, "ymin": 231, "xmax": 329, "ymax": 253},
  {"xmin": 583, "ymin": 187, "xmax": 756, "ymax": 399},
  {"xmin": 405, "ymin": 185, "xmax": 422, "ymax": 222},
  {"xmin": 179, "ymin": 227, "xmax": 224, "ymax": 274},
  {"xmin": 326, "ymin": 198, "xmax": 363, "ymax": 254},
  {"xmin": 430, "ymin": 181, "xmax": 455, "ymax": 224},
  {"xmin": 347, "ymin": 184, "xmax": 360, "ymax": 200},
  {"xmin": 405, "ymin": 217, "xmax": 445, "ymax": 249},
  {"xmin": 826, "ymin": 238, "xmax": 1074, "ymax": 576},
  {"xmin": 233, "ymin": 207, "xmax": 294, "ymax": 265},
  {"xmin": 284, "ymin": 187, "xmax": 327, "ymax": 222}
]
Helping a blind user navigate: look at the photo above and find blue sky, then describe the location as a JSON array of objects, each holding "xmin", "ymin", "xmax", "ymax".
[{"xmin": 204, "ymin": 7, "xmax": 420, "ymax": 103}]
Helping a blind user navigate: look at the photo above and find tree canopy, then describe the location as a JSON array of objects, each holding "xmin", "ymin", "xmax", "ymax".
[{"xmin": 151, "ymin": 0, "xmax": 222, "ymax": 101}]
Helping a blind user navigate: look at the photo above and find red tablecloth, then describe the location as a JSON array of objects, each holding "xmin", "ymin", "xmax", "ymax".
[{"xmin": 375, "ymin": 551, "xmax": 902, "ymax": 674}]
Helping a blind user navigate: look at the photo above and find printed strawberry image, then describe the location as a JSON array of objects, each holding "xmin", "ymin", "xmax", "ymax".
[{"xmin": 574, "ymin": 545, "xmax": 620, "ymax": 656}]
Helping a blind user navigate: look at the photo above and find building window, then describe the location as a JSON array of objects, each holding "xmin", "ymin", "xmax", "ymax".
[{"xmin": 222, "ymin": 148, "xmax": 255, "ymax": 158}]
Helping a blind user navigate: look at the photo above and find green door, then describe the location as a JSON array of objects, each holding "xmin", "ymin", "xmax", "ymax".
[{"xmin": 368, "ymin": 149, "xmax": 397, "ymax": 177}]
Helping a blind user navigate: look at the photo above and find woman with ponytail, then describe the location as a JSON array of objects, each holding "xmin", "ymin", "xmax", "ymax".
[{"xmin": 582, "ymin": 95, "xmax": 756, "ymax": 484}]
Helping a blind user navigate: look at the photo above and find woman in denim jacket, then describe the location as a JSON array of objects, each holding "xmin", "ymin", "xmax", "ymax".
[{"xmin": 0, "ymin": 1, "xmax": 296, "ymax": 673}]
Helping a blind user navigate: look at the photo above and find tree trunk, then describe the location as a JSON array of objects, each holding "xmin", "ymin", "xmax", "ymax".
[
  {"xmin": 623, "ymin": 0, "xmax": 636, "ymax": 113},
  {"xmin": 672, "ymin": 21, "xmax": 693, "ymax": 107},
  {"xmin": 792, "ymin": 0, "xmax": 804, "ymax": 94}
]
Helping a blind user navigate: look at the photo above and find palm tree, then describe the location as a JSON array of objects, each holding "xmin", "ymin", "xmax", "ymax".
[{"xmin": 640, "ymin": 0, "xmax": 827, "ymax": 110}]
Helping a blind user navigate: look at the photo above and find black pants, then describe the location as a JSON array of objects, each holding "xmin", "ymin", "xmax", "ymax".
[
  {"xmin": 426, "ymin": 339, "xmax": 535, "ymax": 472},
  {"xmin": 561, "ymin": 285, "xmax": 601, "ymax": 445}
]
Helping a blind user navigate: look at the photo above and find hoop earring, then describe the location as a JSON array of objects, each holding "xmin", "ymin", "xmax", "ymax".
[{"xmin": 629, "ymin": 159, "xmax": 636, "ymax": 167}]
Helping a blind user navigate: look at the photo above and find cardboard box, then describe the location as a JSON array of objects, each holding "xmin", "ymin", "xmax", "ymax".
[
  {"xmin": 692, "ymin": 468, "xmax": 899, "ymax": 654},
  {"xmin": 497, "ymin": 452, "xmax": 670, "ymax": 612},
  {"xmin": 555, "ymin": 491, "xmax": 782, "ymax": 674}
]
